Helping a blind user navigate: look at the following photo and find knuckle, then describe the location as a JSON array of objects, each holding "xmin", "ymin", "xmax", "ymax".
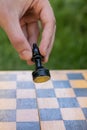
[
  {"xmin": 19, "ymin": 52, "xmax": 29, "ymax": 61},
  {"xmin": 12, "ymin": 36, "xmax": 25, "ymax": 50},
  {"xmin": 13, "ymin": 37, "xmax": 24, "ymax": 45}
]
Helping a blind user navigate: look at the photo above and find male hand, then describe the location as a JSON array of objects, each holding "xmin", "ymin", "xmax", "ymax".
[{"xmin": 0, "ymin": 0, "xmax": 56, "ymax": 64}]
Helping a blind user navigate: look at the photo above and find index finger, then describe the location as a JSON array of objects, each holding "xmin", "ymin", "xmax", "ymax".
[{"xmin": 38, "ymin": 0, "xmax": 56, "ymax": 58}]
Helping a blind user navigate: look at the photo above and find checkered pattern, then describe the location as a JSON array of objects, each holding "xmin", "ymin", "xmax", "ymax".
[{"xmin": 0, "ymin": 70, "xmax": 87, "ymax": 130}]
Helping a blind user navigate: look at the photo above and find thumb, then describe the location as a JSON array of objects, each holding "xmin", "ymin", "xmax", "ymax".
[{"xmin": 3, "ymin": 18, "xmax": 32, "ymax": 61}]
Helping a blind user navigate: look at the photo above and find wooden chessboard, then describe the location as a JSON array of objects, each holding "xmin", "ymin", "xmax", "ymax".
[{"xmin": 0, "ymin": 70, "xmax": 87, "ymax": 130}]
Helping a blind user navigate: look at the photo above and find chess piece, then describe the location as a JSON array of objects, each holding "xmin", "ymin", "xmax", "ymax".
[{"xmin": 32, "ymin": 43, "xmax": 51, "ymax": 83}]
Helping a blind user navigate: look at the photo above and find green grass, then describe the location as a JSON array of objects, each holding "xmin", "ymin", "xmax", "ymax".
[{"xmin": 0, "ymin": 0, "xmax": 87, "ymax": 70}]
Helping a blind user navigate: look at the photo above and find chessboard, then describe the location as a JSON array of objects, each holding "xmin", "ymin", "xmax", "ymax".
[{"xmin": 0, "ymin": 70, "xmax": 87, "ymax": 130}]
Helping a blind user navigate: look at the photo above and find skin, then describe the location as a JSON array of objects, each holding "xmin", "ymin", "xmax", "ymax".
[{"xmin": 0, "ymin": 0, "xmax": 56, "ymax": 65}]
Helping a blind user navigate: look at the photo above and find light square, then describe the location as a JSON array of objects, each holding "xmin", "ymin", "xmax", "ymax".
[
  {"xmin": 77, "ymin": 97, "xmax": 87, "ymax": 108},
  {"xmin": 38, "ymin": 98, "xmax": 59, "ymax": 108},
  {"xmin": 70, "ymin": 80, "xmax": 87, "ymax": 88},
  {"xmin": 17, "ymin": 89, "xmax": 36, "ymax": 98},
  {"xmin": 41, "ymin": 121, "xmax": 65, "ymax": 130},
  {"xmin": 35, "ymin": 80, "xmax": 53, "ymax": 89},
  {"xmin": 17, "ymin": 109, "xmax": 39, "ymax": 122},
  {"xmin": 0, "ymin": 82, "xmax": 16, "ymax": 89},
  {"xmin": 51, "ymin": 71, "xmax": 68, "ymax": 80},
  {"xmin": 55, "ymin": 88, "xmax": 75, "ymax": 97},
  {"xmin": 0, "ymin": 99, "xmax": 16, "ymax": 109},
  {"xmin": 17, "ymin": 71, "xmax": 32, "ymax": 81},
  {"xmin": 82, "ymin": 72, "xmax": 87, "ymax": 80},
  {"xmin": 61, "ymin": 108, "xmax": 85, "ymax": 120},
  {"xmin": 0, "ymin": 122, "xmax": 16, "ymax": 130}
]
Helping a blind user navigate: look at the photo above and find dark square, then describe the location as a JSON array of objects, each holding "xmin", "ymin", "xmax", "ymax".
[
  {"xmin": 74, "ymin": 88, "xmax": 87, "ymax": 97},
  {"xmin": 40, "ymin": 109, "xmax": 62, "ymax": 121},
  {"xmin": 17, "ymin": 81, "xmax": 35, "ymax": 89},
  {"xmin": 17, "ymin": 98, "xmax": 37, "ymax": 109},
  {"xmin": 64, "ymin": 120, "xmax": 87, "ymax": 130},
  {"xmin": 53, "ymin": 80, "xmax": 71, "ymax": 88},
  {"xmin": 58, "ymin": 98, "xmax": 79, "ymax": 108},
  {"xmin": 17, "ymin": 122, "xmax": 40, "ymax": 130},
  {"xmin": 82, "ymin": 108, "xmax": 87, "ymax": 119},
  {"xmin": 67, "ymin": 73, "xmax": 84, "ymax": 80},
  {"xmin": 36, "ymin": 89, "xmax": 55, "ymax": 98},
  {"xmin": 0, "ymin": 74, "xmax": 16, "ymax": 81},
  {"xmin": 0, "ymin": 110, "xmax": 16, "ymax": 122},
  {"xmin": 0, "ymin": 90, "xmax": 16, "ymax": 98}
]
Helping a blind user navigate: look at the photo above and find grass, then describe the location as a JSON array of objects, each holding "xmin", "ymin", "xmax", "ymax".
[{"xmin": 0, "ymin": 0, "xmax": 87, "ymax": 70}]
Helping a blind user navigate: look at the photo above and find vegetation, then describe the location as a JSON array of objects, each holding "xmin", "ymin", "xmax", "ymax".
[{"xmin": 0, "ymin": 0, "xmax": 87, "ymax": 70}]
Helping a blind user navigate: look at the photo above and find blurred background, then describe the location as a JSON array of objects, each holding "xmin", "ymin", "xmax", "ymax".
[{"xmin": 0, "ymin": 0, "xmax": 87, "ymax": 70}]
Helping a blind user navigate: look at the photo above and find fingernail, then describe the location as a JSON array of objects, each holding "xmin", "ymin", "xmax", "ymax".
[{"xmin": 20, "ymin": 50, "xmax": 32, "ymax": 60}]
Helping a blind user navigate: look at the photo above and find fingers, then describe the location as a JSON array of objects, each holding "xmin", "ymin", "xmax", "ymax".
[
  {"xmin": 4, "ymin": 18, "xmax": 32, "ymax": 61},
  {"xmin": 27, "ymin": 22, "xmax": 40, "ymax": 65},
  {"xmin": 0, "ymin": 0, "xmax": 56, "ymax": 66},
  {"xmin": 21, "ymin": 24, "xmax": 28, "ymax": 40},
  {"xmin": 44, "ymin": 25, "xmax": 56, "ymax": 62},
  {"xmin": 35, "ymin": 0, "xmax": 56, "ymax": 62},
  {"xmin": 27, "ymin": 22, "xmax": 40, "ymax": 45}
]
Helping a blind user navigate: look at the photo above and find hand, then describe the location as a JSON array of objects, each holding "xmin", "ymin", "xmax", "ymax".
[{"xmin": 0, "ymin": 0, "xmax": 56, "ymax": 64}]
